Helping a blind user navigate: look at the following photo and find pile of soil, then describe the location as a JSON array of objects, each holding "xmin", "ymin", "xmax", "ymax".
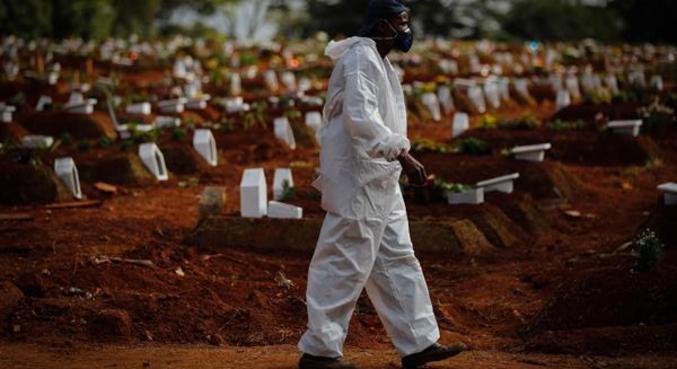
[
  {"xmin": 462, "ymin": 128, "xmax": 653, "ymax": 167},
  {"xmin": 0, "ymin": 156, "xmax": 71, "ymax": 205},
  {"xmin": 20, "ymin": 111, "xmax": 116, "ymax": 140}
]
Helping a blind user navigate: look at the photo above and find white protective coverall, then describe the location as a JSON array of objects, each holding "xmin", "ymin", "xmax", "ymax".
[{"xmin": 298, "ymin": 37, "xmax": 440, "ymax": 358}]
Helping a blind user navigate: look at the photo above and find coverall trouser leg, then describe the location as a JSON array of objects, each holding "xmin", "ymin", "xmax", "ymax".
[{"xmin": 298, "ymin": 193, "xmax": 439, "ymax": 358}]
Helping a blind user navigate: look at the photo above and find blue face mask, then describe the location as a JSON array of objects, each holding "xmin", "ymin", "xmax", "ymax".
[{"xmin": 375, "ymin": 19, "xmax": 414, "ymax": 53}]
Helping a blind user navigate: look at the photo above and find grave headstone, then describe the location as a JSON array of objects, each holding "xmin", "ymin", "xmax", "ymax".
[
  {"xmin": 21, "ymin": 135, "xmax": 53, "ymax": 149},
  {"xmin": 264, "ymin": 70, "xmax": 279, "ymax": 92},
  {"xmin": 514, "ymin": 78, "xmax": 530, "ymax": 97},
  {"xmin": 650, "ymin": 75, "xmax": 664, "ymax": 91},
  {"xmin": 605, "ymin": 74, "xmax": 619, "ymax": 94},
  {"xmin": 36, "ymin": 96, "xmax": 52, "ymax": 112},
  {"xmin": 187, "ymin": 95, "xmax": 211, "ymax": 110},
  {"xmin": 193, "ymin": 129, "xmax": 218, "ymax": 167},
  {"xmin": 138, "ymin": 143, "xmax": 169, "ymax": 181},
  {"xmin": 54, "ymin": 157, "xmax": 82, "ymax": 199},
  {"xmin": 273, "ymin": 168, "xmax": 294, "ymax": 201},
  {"xmin": 281, "ymin": 71, "xmax": 297, "ymax": 91},
  {"xmin": 126, "ymin": 102, "xmax": 151, "ymax": 115},
  {"xmin": 268, "ymin": 201, "xmax": 303, "ymax": 219},
  {"xmin": 452, "ymin": 113, "xmax": 470, "ymax": 137},
  {"xmin": 1, "ymin": 104, "xmax": 15, "ymax": 123},
  {"xmin": 158, "ymin": 98, "xmax": 186, "ymax": 114},
  {"xmin": 657, "ymin": 183, "xmax": 677, "ymax": 206},
  {"xmin": 240, "ymin": 168, "xmax": 267, "ymax": 218},
  {"xmin": 230, "ymin": 73, "xmax": 242, "ymax": 96},
  {"xmin": 511, "ymin": 143, "xmax": 552, "ymax": 162},
  {"xmin": 483, "ymin": 82, "xmax": 501, "ymax": 110},
  {"xmin": 274, "ymin": 117, "xmax": 297, "ymax": 150},
  {"xmin": 476, "ymin": 173, "xmax": 520, "ymax": 194},
  {"xmin": 555, "ymin": 90, "xmax": 571, "ymax": 112},
  {"xmin": 155, "ymin": 116, "xmax": 181, "ymax": 129},
  {"xmin": 421, "ymin": 92, "xmax": 442, "ymax": 122},
  {"xmin": 468, "ymin": 86, "xmax": 486, "ymax": 114},
  {"xmin": 607, "ymin": 120, "xmax": 642, "ymax": 137},
  {"xmin": 437, "ymin": 86, "xmax": 454, "ymax": 115},
  {"xmin": 447, "ymin": 187, "xmax": 484, "ymax": 205},
  {"xmin": 565, "ymin": 76, "xmax": 581, "ymax": 101}
]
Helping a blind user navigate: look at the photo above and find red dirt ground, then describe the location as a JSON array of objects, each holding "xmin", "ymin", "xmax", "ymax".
[{"xmin": 1, "ymin": 118, "xmax": 677, "ymax": 368}]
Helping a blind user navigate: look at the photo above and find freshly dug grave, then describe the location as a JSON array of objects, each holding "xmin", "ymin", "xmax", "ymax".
[
  {"xmin": 72, "ymin": 149, "xmax": 154, "ymax": 185},
  {"xmin": 19, "ymin": 111, "xmax": 117, "ymax": 140},
  {"xmin": 522, "ymin": 258, "xmax": 677, "ymax": 354},
  {"xmin": 0, "ymin": 156, "xmax": 72, "ymax": 205},
  {"xmin": 414, "ymin": 151, "xmax": 585, "ymax": 201},
  {"xmin": 553, "ymin": 102, "xmax": 642, "ymax": 123},
  {"xmin": 461, "ymin": 128, "xmax": 653, "ymax": 167},
  {"xmin": 157, "ymin": 141, "xmax": 213, "ymax": 176},
  {"xmin": 0, "ymin": 122, "xmax": 28, "ymax": 143}
]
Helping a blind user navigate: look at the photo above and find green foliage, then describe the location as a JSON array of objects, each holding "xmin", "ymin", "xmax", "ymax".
[
  {"xmin": 77, "ymin": 140, "xmax": 92, "ymax": 152},
  {"xmin": 59, "ymin": 133, "xmax": 74, "ymax": 146},
  {"xmin": 97, "ymin": 137, "xmax": 113, "ymax": 148},
  {"xmin": 279, "ymin": 179, "xmax": 295, "ymax": 201},
  {"xmin": 632, "ymin": 229, "xmax": 665, "ymax": 273},
  {"xmin": 638, "ymin": 99, "xmax": 676, "ymax": 134},
  {"xmin": 410, "ymin": 139, "xmax": 453, "ymax": 154},
  {"xmin": 119, "ymin": 139, "xmax": 134, "ymax": 152},
  {"xmin": 171, "ymin": 127, "xmax": 187, "ymax": 141},
  {"xmin": 503, "ymin": 0, "xmax": 623, "ymax": 42},
  {"xmin": 498, "ymin": 115, "xmax": 538, "ymax": 130},
  {"xmin": 546, "ymin": 119, "xmax": 586, "ymax": 132},
  {"xmin": 456, "ymin": 138, "xmax": 491, "ymax": 156},
  {"xmin": 433, "ymin": 178, "xmax": 473, "ymax": 194},
  {"xmin": 477, "ymin": 114, "xmax": 498, "ymax": 130},
  {"xmin": 286, "ymin": 109, "xmax": 302, "ymax": 120}
]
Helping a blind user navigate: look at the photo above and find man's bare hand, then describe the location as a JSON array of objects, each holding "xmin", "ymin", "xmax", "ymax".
[{"xmin": 398, "ymin": 151, "xmax": 428, "ymax": 186}]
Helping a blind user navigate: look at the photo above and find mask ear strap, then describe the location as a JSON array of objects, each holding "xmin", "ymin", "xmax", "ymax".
[{"xmin": 370, "ymin": 19, "xmax": 398, "ymax": 40}]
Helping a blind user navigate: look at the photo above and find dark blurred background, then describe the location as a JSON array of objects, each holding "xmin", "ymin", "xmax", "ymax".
[{"xmin": 0, "ymin": 0, "xmax": 674, "ymax": 44}]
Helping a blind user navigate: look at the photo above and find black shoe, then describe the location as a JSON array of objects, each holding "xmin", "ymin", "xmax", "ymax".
[
  {"xmin": 401, "ymin": 342, "xmax": 467, "ymax": 369},
  {"xmin": 298, "ymin": 353, "xmax": 359, "ymax": 369}
]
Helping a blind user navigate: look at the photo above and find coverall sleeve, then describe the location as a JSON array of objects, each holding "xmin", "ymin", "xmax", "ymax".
[{"xmin": 342, "ymin": 54, "xmax": 410, "ymax": 161}]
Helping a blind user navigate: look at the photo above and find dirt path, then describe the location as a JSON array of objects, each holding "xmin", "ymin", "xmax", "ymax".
[{"xmin": 2, "ymin": 343, "xmax": 676, "ymax": 369}]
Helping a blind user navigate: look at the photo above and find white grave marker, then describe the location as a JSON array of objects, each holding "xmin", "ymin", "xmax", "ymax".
[
  {"xmin": 138, "ymin": 143, "xmax": 168, "ymax": 181},
  {"xmin": 157, "ymin": 98, "xmax": 186, "ymax": 114},
  {"xmin": 264, "ymin": 70, "xmax": 279, "ymax": 92},
  {"xmin": 186, "ymin": 95, "xmax": 211, "ymax": 110},
  {"xmin": 240, "ymin": 168, "xmax": 267, "ymax": 218},
  {"xmin": 155, "ymin": 116, "xmax": 181, "ymax": 129},
  {"xmin": 476, "ymin": 173, "xmax": 520, "ymax": 194},
  {"xmin": 650, "ymin": 75, "xmax": 664, "ymax": 91},
  {"xmin": 437, "ymin": 86, "xmax": 454, "ymax": 115},
  {"xmin": 126, "ymin": 102, "xmax": 151, "ymax": 115},
  {"xmin": 514, "ymin": 79, "xmax": 530, "ymax": 97},
  {"xmin": 21, "ymin": 135, "xmax": 53, "ymax": 149},
  {"xmin": 273, "ymin": 168, "xmax": 294, "ymax": 201},
  {"xmin": 483, "ymin": 82, "xmax": 501, "ymax": 110},
  {"xmin": 468, "ymin": 86, "xmax": 486, "ymax": 114},
  {"xmin": 421, "ymin": 92, "xmax": 442, "ymax": 122},
  {"xmin": 565, "ymin": 76, "xmax": 581, "ymax": 100},
  {"xmin": 511, "ymin": 143, "xmax": 552, "ymax": 162},
  {"xmin": 607, "ymin": 120, "xmax": 642, "ymax": 137},
  {"xmin": 452, "ymin": 113, "xmax": 470, "ymax": 137},
  {"xmin": 274, "ymin": 117, "xmax": 297, "ymax": 150},
  {"xmin": 193, "ymin": 129, "xmax": 218, "ymax": 167},
  {"xmin": 447, "ymin": 187, "xmax": 484, "ymax": 205},
  {"xmin": 230, "ymin": 73, "xmax": 242, "ymax": 96},
  {"xmin": 36, "ymin": 96, "xmax": 52, "ymax": 111},
  {"xmin": 268, "ymin": 201, "xmax": 303, "ymax": 219},
  {"xmin": 1, "ymin": 104, "xmax": 15, "ymax": 123},
  {"xmin": 657, "ymin": 183, "xmax": 677, "ymax": 206},
  {"xmin": 555, "ymin": 90, "xmax": 571, "ymax": 112},
  {"xmin": 54, "ymin": 157, "xmax": 82, "ymax": 199}
]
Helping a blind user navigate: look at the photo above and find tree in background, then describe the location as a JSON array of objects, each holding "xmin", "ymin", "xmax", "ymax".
[
  {"xmin": 0, "ymin": 0, "xmax": 53, "ymax": 39},
  {"xmin": 610, "ymin": 0, "xmax": 677, "ymax": 45},
  {"xmin": 501, "ymin": 0, "xmax": 623, "ymax": 42}
]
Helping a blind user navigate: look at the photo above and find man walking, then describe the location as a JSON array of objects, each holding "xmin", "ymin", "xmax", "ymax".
[{"xmin": 297, "ymin": 1, "xmax": 467, "ymax": 368}]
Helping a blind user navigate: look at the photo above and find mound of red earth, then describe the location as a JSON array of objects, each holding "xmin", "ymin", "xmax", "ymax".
[
  {"xmin": 0, "ymin": 153, "xmax": 72, "ymax": 205},
  {"xmin": 522, "ymin": 259, "xmax": 677, "ymax": 355},
  {"xmin": 461, "ymin": 128, "xmax": 654, "ymax": 167},
  {"xmin": 553, "ymin": 102, "xmax": 642, "ymax": 123},
  {"xmin": 19, "ymin": 111, "xmax": 116, "ymax": 140},
  {"xmin": 414, "ymin": 151, "xmax": 584, "ymax": 201}
]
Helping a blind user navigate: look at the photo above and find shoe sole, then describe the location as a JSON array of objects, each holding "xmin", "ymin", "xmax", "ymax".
[{"xmin": 402, "ymin": 347, "xmax": 465, "ymax": 369}]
